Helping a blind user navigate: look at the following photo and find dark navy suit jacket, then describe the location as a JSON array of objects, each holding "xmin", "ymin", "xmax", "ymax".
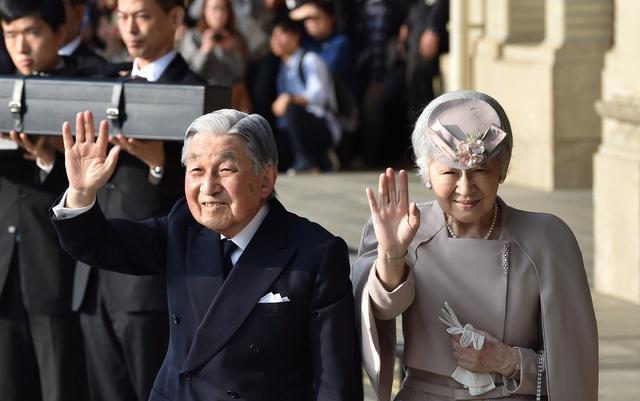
[{"xmin": 52, "ymin": 196, "xmax": 363, "ymax": 401}]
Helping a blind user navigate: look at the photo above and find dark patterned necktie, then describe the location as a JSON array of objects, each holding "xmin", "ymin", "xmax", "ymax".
[{"xmin": 221, "ymin": 239, "xmax": 238, "ymax": 278}]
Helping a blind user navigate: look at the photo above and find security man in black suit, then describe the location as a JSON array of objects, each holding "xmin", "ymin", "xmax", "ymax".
[
  {"xmin": 70, "ymin": 1, "xmax": 206, "ymax": 401},
  {"xmin": 0, "ymin": 0, "xmax": 90, "ymax": 400},
  {"xmin": 58, "ymin": 0, "xmax": 107, "ymax": 69}
]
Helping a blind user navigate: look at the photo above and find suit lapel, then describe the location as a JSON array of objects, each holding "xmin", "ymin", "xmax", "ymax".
[
  {"xmin": 158, "ymin": 54, "xmax": 189, "ymax": 83},
  {"xmin": 181, "ymin": 199, "xmax": 294, "ymax": 373}
]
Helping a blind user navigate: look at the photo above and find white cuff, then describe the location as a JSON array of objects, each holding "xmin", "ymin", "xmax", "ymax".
[
  {"xmin": 36, "ymin": 157, "xmax": 55, "ymax": 174},
  {"xmin": 51, "ymin": 188, "xmax": 96, "ymax": 220}
]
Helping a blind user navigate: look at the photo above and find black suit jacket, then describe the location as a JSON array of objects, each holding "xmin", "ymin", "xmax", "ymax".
[
  {"xmin": 0, "ymin": 61, "xmax": 104, "ymax": 314},
  {"xmin": 70, "ymin": 42, "xmax": 108, "ymax": 70},
  {"xmin": 0, "ymin": 150, "xmax": 76, "ymax": 314},
  {"xmin": 72, "ymin": 53, "xmax": 206, "ymax": 312},
  {"xmin": 53, "ymin": 197, "xmax": 363, "ymax": 401}
]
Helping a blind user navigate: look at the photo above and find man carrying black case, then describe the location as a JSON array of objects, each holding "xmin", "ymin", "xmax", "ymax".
[
  {"xmin": 0, "ymin": 0, "xmax": 91, "ymax": 400},
  {"xmin": 69, "ymin": 1, "xmax": 206, "ymax": 401}
]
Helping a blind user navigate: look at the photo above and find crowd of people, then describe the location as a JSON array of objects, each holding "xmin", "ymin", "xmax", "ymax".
[
  {"xmin": 0, "ymin": 0, "xmax": 450, "ymax": 171},
  {"xmin": 0, "ymin": 1, "xmax": 599, "ymax": 401}
]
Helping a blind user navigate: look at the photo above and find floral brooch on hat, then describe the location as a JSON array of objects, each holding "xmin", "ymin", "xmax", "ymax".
[{"xmin": 456, "ymin": 129, "xmax": 489, "ymax": 168}]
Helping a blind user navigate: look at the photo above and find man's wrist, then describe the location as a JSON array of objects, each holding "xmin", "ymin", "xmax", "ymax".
[{"xmin": 66, "ymin": 188, "xmax": 97, "ymax": 209}]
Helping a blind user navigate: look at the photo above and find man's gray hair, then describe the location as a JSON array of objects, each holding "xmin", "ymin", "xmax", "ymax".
[
  {"xmin": 411, "ymin": 90, "xmax": 513, "ymax": 182},
  {"xmin": 181, "ymin": 109, "xmax": 278, "ymax": 175}
]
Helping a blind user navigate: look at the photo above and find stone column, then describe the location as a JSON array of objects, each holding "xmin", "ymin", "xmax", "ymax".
[
  {"xmin": 594, "ymin": 0, "xmax": 640, "ymax": 303},
  {"xmin": 449, "ymin": 0, "xmax": 470, "ymax": 90},
  {"xmin": 472, "ymin": 0, "xmax": 612, "ymax": 190}
]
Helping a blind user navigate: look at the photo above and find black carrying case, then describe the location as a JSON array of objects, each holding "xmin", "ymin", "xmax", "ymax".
[{"xmin": 0, "ymin": 76, "xmax": 231, "ymax": 141}]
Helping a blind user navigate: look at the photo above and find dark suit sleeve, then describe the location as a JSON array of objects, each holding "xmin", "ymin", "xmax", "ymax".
[
  {"xmin": 308, "ymin": 237, "xmax": 363, "ymax": 401},
  {"xmin": 51, "ymin": 200, "xmax": 168, "ymax": 275}
]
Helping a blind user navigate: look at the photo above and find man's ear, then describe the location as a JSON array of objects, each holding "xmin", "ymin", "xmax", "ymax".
[
  {"xmin": 55, "ymin": 25, "xmax": 67, "ymax": 48},
  {"xmin": 260, "ymin": 165, "xmax": 277, "ymax": 199}
]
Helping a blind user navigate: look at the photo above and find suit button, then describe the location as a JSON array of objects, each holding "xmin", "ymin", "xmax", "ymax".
[
  {"xmin": 226, "ymin": 390, "xmax": 241, "ymax": 398},
  {"xmin": 183, "ymin": 372, "xmax": 192, "ymax": 382},
  {"xmin": 7, "ymin": 225, "xmax": 16, "ymax": 234},
  {"xmin": 249, "ymin": 344, "xmax": 260, "ymax": 354},
  {"xmin": 170, "ymin": 314, "xmax": 180, "ymax": 325}
]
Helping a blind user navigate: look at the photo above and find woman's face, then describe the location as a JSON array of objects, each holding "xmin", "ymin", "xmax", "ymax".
[
  {"xmin": 428, "ymin": 157, "xmax": 501, "ymax": 225},
  {"xmin": 204, "ymin": 0, "xmax": 229, "ymax": 32}
]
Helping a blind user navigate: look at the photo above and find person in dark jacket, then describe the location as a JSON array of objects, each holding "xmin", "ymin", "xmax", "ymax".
[
  {"xmin": 69, "ymin": 1, "xmax": 206, "ymax": 401},
  {"xmin": 58, "ymin": 0, "xmax": 107, "ymax": 69},
  {"xmin": 0, "ymin": 0, "xmax": 90, "ymax": 400}
]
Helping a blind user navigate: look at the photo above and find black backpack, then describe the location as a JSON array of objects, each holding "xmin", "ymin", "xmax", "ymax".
[{"xmin": 297, "ymin": 50, "xmax": 359, "ymax": 133}]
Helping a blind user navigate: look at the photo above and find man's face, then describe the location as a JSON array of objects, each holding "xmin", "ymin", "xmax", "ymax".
[
  {"xmin": 116, "ymin": 0, "xmax": 181, "ymax": 65},
  {"xmin": 303, "ymin": 9, "xmax": 334, "ymax": 40},
  {"xmin": 62, "ymin": 0, "xmax": 85, "ymax": 44},
  {"xmin": 270, "ymin": 26, "xmax": 299, "ymax": 58},
  {"xmin": 2, "ymin": 15, "xmax": 64, "ymax": 75},
  {"xmin": 184, "ymin": 132, "xmax": 276, "ymax": 237}
]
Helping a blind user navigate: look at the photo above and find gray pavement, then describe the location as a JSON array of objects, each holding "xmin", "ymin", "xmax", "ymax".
[{"xmin": 277, "ymin": 172, "xmax": 640, "ymax": 401}]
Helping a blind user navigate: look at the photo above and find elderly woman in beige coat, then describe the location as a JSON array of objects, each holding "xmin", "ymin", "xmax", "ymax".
[{"xmin": 352, "ymin": 90, "xmax": 598, "ymax": 401}]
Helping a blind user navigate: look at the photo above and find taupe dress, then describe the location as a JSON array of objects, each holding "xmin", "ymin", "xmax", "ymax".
[{"xmin": 352, "ymin": 199, "xmax": 598, "ymax": 401}]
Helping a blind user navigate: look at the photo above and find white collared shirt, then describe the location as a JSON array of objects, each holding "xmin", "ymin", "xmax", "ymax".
[
  {"xmin": 222, "ymin": 204, "xmax": 270, "ymax": 265},
  {"xmin": 131, "ymin": 50, "xmax": 177, "ymax": 82},
  {"xmin": 58, "ymin": 36, "xmax": 82, "ymax": 56}
]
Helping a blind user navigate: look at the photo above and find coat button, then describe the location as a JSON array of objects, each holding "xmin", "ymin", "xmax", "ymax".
[
  {"xmin": 183, "ymin": 372, "xmax": 192, "ymax": 382},
  {"xmin": 170, "ymin": 314, "xmax": 180, "ymax": 325},
  {"xmin": 249, "ymin": 344, "xmax": 260, "ymax": 354},
  {"xmin": 7, "ymin": 225, "xmax": 16, "ymax": 234},
  {"xmin": 226, "ymin": 390, "xmax": 241, "ymax": 398}
]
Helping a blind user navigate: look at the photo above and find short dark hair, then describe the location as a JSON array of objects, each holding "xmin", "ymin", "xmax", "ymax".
[
  {"xmin": 0, "ymin": 0, "xmax": 66, "ymax": 31},
  {"xmin": 272, "ymin": 16, "xmax": 303, "ymax": 36},
  {"xmin": 154, "ymin": 0, "xmax": 185, "ymax": 13}
]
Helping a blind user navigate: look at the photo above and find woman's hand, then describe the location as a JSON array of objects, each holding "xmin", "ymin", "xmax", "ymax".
[
  {"xmin": 451, "ymin": 330, "xmax": 518, "ymax": 376},
  {"xmin": 63, "ymin": 111, "xmax": 121, "ymax": 208},
  {"xmin": 366, "ymin": 168, "xmax": 420, "ymax": 290}
]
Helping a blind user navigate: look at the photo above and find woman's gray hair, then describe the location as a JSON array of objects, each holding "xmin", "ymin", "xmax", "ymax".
[
  {"xmin": 411, "ymin": 90, "xmax": 513, "ymax": 182},
  {"xmin": 181, "ymin": 109, "xmax": 278, "ymax": 175}
]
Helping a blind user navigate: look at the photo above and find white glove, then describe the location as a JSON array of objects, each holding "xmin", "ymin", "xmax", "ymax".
[{"xmin": 439, "ymin": 301, "xmax": 496, "ymax": 396}]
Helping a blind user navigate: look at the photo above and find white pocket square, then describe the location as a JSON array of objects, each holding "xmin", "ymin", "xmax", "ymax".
[{"xmin": 258, "ymin": 292, "xmax": 290, "ymax": 304}]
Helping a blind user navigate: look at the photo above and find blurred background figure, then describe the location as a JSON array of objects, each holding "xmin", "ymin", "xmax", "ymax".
[
  {"xmin": 351, "ymin": 0, "xmax": 409, "ymax": 168},
  {"xmin": 58, "ymin": 0, "xmax": 107, "ymax": 69},
  {"xmin": 270, "ymin": 16, "xmax": 340, "ymax": 174},
  {"xmin": 398, "ymin": 0, "xmax": 448, "ymax": 119},
  {"xmin": 178, "ymin": 0, "xmax": 251, "ymax": 110},
  {"xmin": 289, "ymin": 0, "xmax": 358, "ymax": 166},
  {"xmin": 86, "ymin": 2, "xmax": 130, "ymax": 63},
  {"xmin": 0, "ymin": 0, "xmax": 90, "ymax": 400}
]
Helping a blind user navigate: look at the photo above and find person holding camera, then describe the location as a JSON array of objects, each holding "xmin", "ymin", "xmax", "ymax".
[{"xmin": 178, "ymin": 0, "xmax": 247, "ymax": 88}]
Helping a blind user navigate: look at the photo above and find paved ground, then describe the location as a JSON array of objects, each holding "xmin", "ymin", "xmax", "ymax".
[{"xmin": 277, "ymin": 172, "xmax": 640, "ymax": 401}]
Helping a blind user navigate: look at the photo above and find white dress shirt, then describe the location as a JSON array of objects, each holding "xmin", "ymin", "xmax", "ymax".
[{"xmin": 131, "ymin": 50, "xmax": 177, "ymax": 82}]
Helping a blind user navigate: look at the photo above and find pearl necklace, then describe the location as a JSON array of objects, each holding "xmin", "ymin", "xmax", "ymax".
[{"xmin": 446, "ymin": 202, "xmax": 498, "ymax": 240}]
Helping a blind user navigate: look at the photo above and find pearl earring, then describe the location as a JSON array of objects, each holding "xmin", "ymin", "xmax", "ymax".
[{"xmin": 426, "ymin": 180, "xmax": 433, "ymax": 190}]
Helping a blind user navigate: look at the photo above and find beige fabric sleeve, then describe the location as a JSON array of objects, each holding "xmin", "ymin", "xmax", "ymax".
[
  {"xmin": 366, "ymin": 262, "xmax": 416, "ymax": 320},
  {"xmin": 503, "ymin": 347, "xmax": 547, "ymax": 396}
]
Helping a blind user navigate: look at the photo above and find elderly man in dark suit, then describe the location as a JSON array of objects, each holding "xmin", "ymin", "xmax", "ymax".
[
  {"xmin": 51, "ymin": 108, "xmax": 363, "ymax": 401},
  {"xmin": 68, "ymin": 1, "xmax": 206, "ymax": 400}
]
